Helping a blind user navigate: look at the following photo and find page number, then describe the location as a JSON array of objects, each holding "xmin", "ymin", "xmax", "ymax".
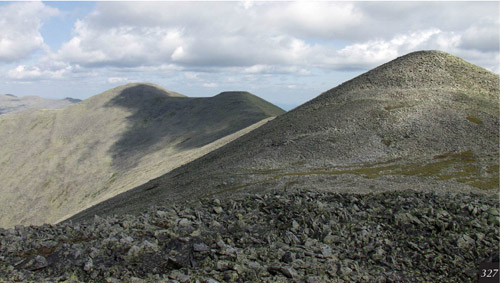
[{"xmin": 481, "ymin": 269, "xmax": 498, "ymax": 278}]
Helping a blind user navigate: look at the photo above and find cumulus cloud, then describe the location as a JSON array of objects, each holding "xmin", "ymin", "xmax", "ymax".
[
  {"xmin": 7, "ymin": 60, "xmax": 72, "ymax": 80},
  {"xmin": 0, "ymin": 2, "xmax": 59, "ymax": 63},
  {"xmin": 460, "ymin": 18, "xmax": 500, "ymax": 52},
  {"xmin": 3, "ymin": 1, "xmax": 498, "ymax": 86},
  {"xmin": 202, "ymin": 82, "xmax": 217, "ymax": 88},
  {"xmin": 54, "ymin": 19, "xmax": 185, "ymax": 67},
  {"xmin": 107, "ymin": 77, "xmax": 129, "ymax": 84},
  {"xmin": 262, "ymin": 2, "xmax": 363, "ymax": 39},
  {"xmin": 48, "ymin": 1, "xmax": 497, "ymax": 73}
]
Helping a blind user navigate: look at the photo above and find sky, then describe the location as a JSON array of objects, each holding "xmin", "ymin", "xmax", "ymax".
[{"xmin": 0, "ymin": 1, "xmax": 498, "ymax": 110}]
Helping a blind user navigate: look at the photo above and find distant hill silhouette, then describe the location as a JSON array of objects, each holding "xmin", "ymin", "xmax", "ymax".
[
  {"xmin": 64, "ymin": 97, "xmax": 82, "ymax": 103},
  {"xmin": 0, "ymin": 83, "xmax": 284, "ymax": 227},
  {"xmin": 69, "ymin": 50, "xmax": 499, "ymax": 222},
  {"xmin": 0, "ymin": 94, "xmax": 78, "ymax": 114}
]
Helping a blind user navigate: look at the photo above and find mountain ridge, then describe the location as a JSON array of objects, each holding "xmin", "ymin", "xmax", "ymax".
[
  {"xmin": 0, "ymin": 83, "xmax": 284, "ymax": 228},
  {"xmin": 67, "ymin": 50, "xmax": 499, "ymax": 222},
  {"xmin": 0, "ymin": 94, "xmax": 80, "ymax": 115}
]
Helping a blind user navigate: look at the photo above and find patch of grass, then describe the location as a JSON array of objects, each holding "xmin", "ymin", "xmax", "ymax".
[
  {"xmin": 466, "ymin": 115, "xmax": 483, "ymax": 125},
  {"xmin": 42, "ymin": 180, "xmax": 51, "ymax": 189},
  {"xmin": 109, "ymin": 172, "xmax": 118, "ymax": 182},
  {"xmin": 469, "ymin": 177, "xmax": 500, "ymax": 190},
  {"xmin": 381, "ymin": 139, "xmax": 392, "ymax": 146},
  {"xmin": 398, "ymin": 151, "xmax": 476, "ymax": 178},
  {"xmin": 384, "ymin": 103, "xmax": 412, "ymax": 111},
  {"xmin": 251, "ymin": 169, "xmax": 282, "ymax": 174},
  {"xmin": 487, "ymin": 165, "xmax": 499, "ymax": 174},
  {"xmin": 229, "ymin": 150, "xmax": 498, "ymax": 191},
  {"xmin": 30, "ymin": 120, "xmax": 43, "ymax": 130}
]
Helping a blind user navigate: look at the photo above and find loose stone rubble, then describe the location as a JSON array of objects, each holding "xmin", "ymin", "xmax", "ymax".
[{"xmin": 0, "ymin": 190, "xmax": 498, "ymax": 282}]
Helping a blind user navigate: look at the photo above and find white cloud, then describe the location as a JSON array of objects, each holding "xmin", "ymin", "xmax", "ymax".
[
  {"xmin": 263, "ymin": 2, "xmax": 363, "ymax": 39},
  {"xmin": 47, "ymin": 2, "xmax": 497, "ymax": 73},
  {"xmin": 0, "ymin": 2, "xmax": 59, "ymax": 63},
  {"xmin": 243, "ymin": 64, "xmax": 311, "ymax": 75},
  {"xmin": 7, "ymin": 61, "xmax": 72, "ymax": 80},
  {"xmin": 202, "ymin": 82, "xmax": 217, "ymax": 88},
  {"xmin": 107, "ymin": 77, "xmax": 129, "ymax": 84},
  {"xmin": 460, "ymin": 18, "xmax": 500, "ymax": 52},
  {"xmin": 54, "ymin": 18, "xmax": 186, "ymax": 67},
  {"xmin": 184, "ymin": 72, "xmax": 200, "ymax": 81},
  {"xmin": 3, "ymin": 0, "xmax": 498, "ymax": 90}
]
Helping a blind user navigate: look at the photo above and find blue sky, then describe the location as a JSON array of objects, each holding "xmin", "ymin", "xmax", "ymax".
[{"xmin": 0, "ymin": 1, "xmax": 498, "ymax": 110}]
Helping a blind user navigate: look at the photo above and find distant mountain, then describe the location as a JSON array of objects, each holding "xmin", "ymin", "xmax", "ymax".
[
  {"xmin": 0, "ymin": 94, "xmax": 79, "ymax": 114},
  {"xmin": 0, "ymin": 83, "xmax": 284, "ymax": 227},
  {"xmin": 63, "ymin": 97, "xmax": 82, "ymax": 103},
  {"xmin": 69, "ymin": 50, "xmax": 499, "ymax": 222}
]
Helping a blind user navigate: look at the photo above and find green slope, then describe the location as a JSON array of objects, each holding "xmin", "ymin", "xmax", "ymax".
[{"xmin": 0, "ymin": 83, "xmax": 284, "ymax": 228}]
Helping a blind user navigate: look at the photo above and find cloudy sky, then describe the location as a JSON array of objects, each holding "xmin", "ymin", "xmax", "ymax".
[{"xmin": 0, "ymin": 1, "xmax": 498, "ymax": 110}]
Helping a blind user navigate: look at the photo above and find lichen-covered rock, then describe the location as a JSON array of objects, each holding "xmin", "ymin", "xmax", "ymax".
[{"xmin": 0, "ymin": 190, "xmax": 498, "ymax": 282}]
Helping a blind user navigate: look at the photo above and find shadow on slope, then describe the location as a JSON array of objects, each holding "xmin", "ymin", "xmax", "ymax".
[
  {"xmin": 105, "ymin": 85, "xmax": 284, "ymax": 170},
  {"xmin": 66, "ymin": 51, "xmax": 499, "ymax": 224}
]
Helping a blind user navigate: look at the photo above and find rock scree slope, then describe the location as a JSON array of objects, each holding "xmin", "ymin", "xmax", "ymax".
[
  {"xmin": 69, "ymin": 50, "xmax": 500, "ymax": 222},
  {"xmin": 0, "ymin": 83, "xmax": 284, "ymax": 228},
  {"xmin": 1, "ymin": 189, "xmax": 498, "ymax": 282}
]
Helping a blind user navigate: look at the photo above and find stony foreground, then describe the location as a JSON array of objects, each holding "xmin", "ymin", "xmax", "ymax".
[{"xmin": 0, "ymin": 190, "xmax": 498, "ymax": 282}]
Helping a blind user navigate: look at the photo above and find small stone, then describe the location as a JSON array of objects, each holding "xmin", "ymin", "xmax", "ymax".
[
  {"xmin": 247, "ymin": 261, "xmax": 262, "ymax": 271},
  {"xmin": 178, "ymin": 218, "xmax": 191, "ymax": 226},
  {"xmin": 268, "ymin": 264, "xmax": 298, "ymax": 279},
  {"xmin": 141, "ymin": 240, "xmax": 158, "ymax": 251},
  {"xmin": 120, "ymin": 236, "xmax": 134, "ymax": 245},
  {"xmin": 84, "ymin": 258, "xmax": 93, "ymax": 272},
  {"xmin": 216, "ymin": 239, "xmax": 227, "ymax": 249},
  {"xmin": 130, "ymin": 277, "xmax": 145, "ymax": 283},
  {"xmin": 193, "ymin": 243, "xmax": 210, "ymax": 252},
  {"xmin": 213, "ymin": 207, "xmax": 224, "ymax": 214},
  {"xmin": 457, "ymin": 234, "xmax": 475, "ymax": 249},
  {"xmin": 127, "ymin": 245, "xmax": 141, "ymax": 257},
  {"xmin": 169, "ymin": 270, "xmax": 190, "ymax": 282},
  {"xmin": 281, "ymin": 251, "xmax": 296, "ymax": 263},
  {"xmin": 339, "ymin": 265, "xmax": 353, "ymax": 276},
  {"xmin": 216, "ymin": 261, "xmax": 232, "ymax": 271},
  {"xmin": 320, "ymin": 245, "xmax": 332, "ymax": 257},
  {"xmin": 487, "ymin": 215, "xmax": 500, "ymax": 226},
  {"xmin": 190, "ymin": 229, "xmax": 201, "ymax": 237},
  {"xmin": 233, "ymin": 264, "xmax": 246, "ymax": 275},
  {"xmin": 371, "ymin": 247, "xmax": 385, "ymax": 261},
  {"xmin": 223, "ymin": 271, "xmax": 239, "ymax": 281},
  {"xmin": 89, "ymin": 247, "xmax": 99, "ymax": 258},
  {"xmin": 323, "ymin": 234, "xmax": 341, "ymax": 244},
  {"xmin": 487, "ymin": 207, "xmax": 499, "ymax": 216},
  {"xmin": 306, "ymin": 276, "xmax": 325, "ymax": 283},
  {"xmin": 211, "ymin": 221, "xmax": 222, "ymax": 227},
  {"xmin": 475, "ymin": 232, "xmax": 485, "ymax": 242},
  {"xmin": 23, "ymin": 255, "xmax": 48, "ymax": 271},
  {"xmin": 156, "ymin": 210, "xmax": 167, "ymax": 217}
]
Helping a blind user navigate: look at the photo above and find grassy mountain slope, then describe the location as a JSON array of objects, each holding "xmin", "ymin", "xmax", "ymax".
[
  {"xmin": 0, "ymin": 94, "xmax": 80, "ymax": 114},
  {"xmin": 68, "ymin": 50, "xmax": 499, "ymax": 222},
  {"xmin": 0, "ymin": 83, "xmax": 284, "ymax": 227}
]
